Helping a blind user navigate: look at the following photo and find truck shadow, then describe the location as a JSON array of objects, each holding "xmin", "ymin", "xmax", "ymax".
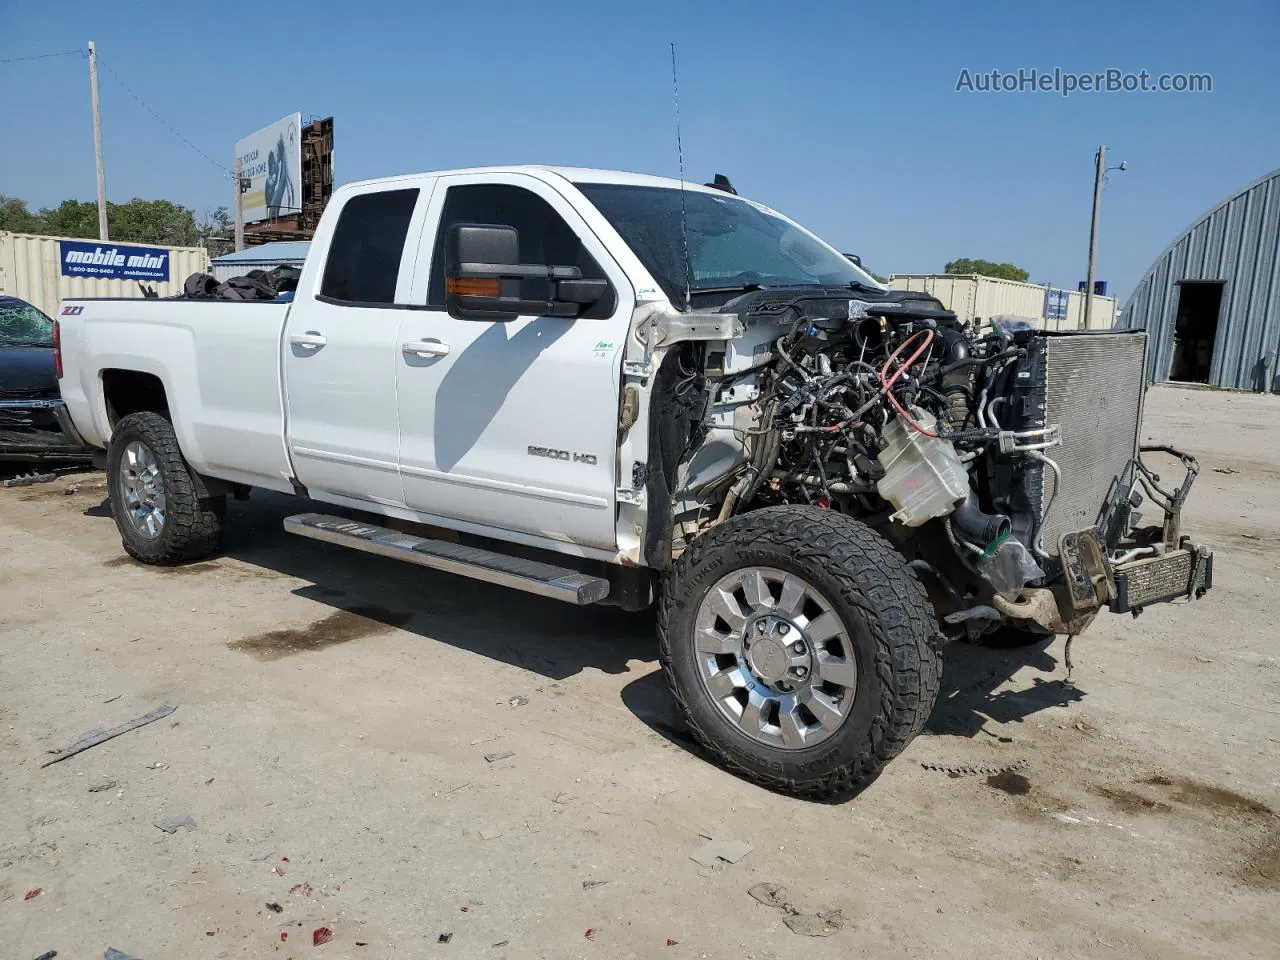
[
  {"xmin": 925, "ymin": 637, "xmax": 1084, "ymax": 737},
  {"xmin": 102, "ymin": 490, "xmax": 1084, "ymax": 786},
  {"xmin": 215, "ymin": 492, "xmax": 653, "ymax": 679},
  {"xmin": 615, "ymin": 633, "xmax": 1084, "ymax": 803},
  {"xmin": 433, "ymin": 318, "xmax": 572, "ymax": 471}
]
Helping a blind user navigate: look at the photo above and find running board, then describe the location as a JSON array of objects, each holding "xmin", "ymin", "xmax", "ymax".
[{"xmin": 283, "ymin": 513, "xmax": 610, "ymax": 605}]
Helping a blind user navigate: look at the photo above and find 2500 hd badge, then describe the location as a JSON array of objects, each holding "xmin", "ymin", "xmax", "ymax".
[{"xmin": 528, "ymin": 445, "xmax": 598, "ymax": 465}]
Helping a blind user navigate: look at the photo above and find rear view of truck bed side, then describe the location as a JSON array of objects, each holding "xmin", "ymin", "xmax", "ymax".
[{"xmin": 56, "ymin": 299, "xmax": 297, "ymax": 494}]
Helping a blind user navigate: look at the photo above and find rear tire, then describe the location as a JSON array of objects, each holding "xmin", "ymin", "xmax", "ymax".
[
  {"xmin": 107, "ymin": 411, "xmax": 223, "ymax": 565},
  {"xmin": 658, "ymin": 506, "xmax": 942, "ymax": 799}
]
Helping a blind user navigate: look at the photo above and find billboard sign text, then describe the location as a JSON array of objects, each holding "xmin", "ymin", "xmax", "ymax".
[{"xmin": 235, "ymin": 113, "xmax": 302, "ymax": 223}]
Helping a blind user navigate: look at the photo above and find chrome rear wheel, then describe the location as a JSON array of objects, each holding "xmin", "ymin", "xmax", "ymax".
[
  {"xmin": 107, "ymin": 411, "xmax": 223, "ymax": 565},
  {"xmin": 119, "ymin": 440, "xmax": 167, "ymax": 539}
]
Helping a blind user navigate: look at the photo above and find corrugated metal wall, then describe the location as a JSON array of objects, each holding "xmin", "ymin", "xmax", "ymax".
[
  {"xmin": 888, "ymin": 274, "xmax": 1117, "ymax": 330},
  {"xmin": 1121, "ymin": 168, "xmax": 1280, "ymax": 390},
  {"xmin": 0, "ymin": 232, "xmax": 209, "ymax": 318},
  {"xmin": 211, "ymin": 256, "xmax": 307, "ymax": 283}
]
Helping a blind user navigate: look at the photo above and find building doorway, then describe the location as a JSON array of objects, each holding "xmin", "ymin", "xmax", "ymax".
[{"xmin": 1169, "ymin": 281, "xmax": 1224, "ymax": 383}]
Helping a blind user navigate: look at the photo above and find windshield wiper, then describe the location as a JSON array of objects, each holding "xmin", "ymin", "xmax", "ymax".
[{"xmin": 688, "ymin": 282, "xmax": 765, "ymax": 296}]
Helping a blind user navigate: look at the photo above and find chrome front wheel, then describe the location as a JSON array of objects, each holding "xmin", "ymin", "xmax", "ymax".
[
  {"xmin": 659, "ymin": 506, "xmax": 943, "ymax": 798},
  {"xmin": 694, "ymin": 566, "xmax": 859, "ymax": 751}
]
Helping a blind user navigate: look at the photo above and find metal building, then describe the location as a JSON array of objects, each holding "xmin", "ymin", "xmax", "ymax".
[
  {"xmin": 1121, "ymin": 168, "xmax": 1280, "ymax": 390},
  {"xmin": 210, "ymin": 241, "xmax": 310, "ymax": 282}
]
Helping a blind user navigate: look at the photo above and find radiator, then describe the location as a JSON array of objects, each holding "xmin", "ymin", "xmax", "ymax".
[{"xmin": 1029, "ymin": 332, "xmax": 1148, "ymax": 556}]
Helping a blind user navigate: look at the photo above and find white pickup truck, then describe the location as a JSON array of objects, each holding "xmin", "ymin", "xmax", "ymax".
[{"xmin": 56, "ymin": 165, "xmax": 1212, "ymax": 797}]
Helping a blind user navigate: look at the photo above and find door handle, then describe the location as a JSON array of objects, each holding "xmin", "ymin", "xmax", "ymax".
[
  {"xmin": 290, "ymin": 332, "xmax": 327, "ymax": 350},
  {"xmin": 402, "ymin": 338, "xmax": 450, "ymax": 358}
]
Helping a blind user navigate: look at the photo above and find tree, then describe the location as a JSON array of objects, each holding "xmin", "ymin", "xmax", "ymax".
[
  {"xmin": 38, "ymin": 199, "xmax": 104, "ymax": 239},
  {"xmin": 9, "ymin": 196, "xmax": 204, "ymax": 246},
  {"xmin": 108, "ymin": 198, "xmax": 200, "ymax": 246},
  {"xmin": 197, "ymin": 207, "xmax": 234, "ymax": 258},
  {"xmin": 0, "ymin": 195, "xmax": 43, "ymax": 233},
  {"xmin": 944, "ymin": 258, "xmax": 1030, "ymax": 283}
]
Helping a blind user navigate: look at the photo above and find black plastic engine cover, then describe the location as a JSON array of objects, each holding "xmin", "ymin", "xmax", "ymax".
[{"xmin": 716, "ymin": 286, "xmax": 959, "ymax": 327}]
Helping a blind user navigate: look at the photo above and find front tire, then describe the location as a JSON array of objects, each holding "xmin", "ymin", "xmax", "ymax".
[
  {"xmin": 658, "ymin": 506, "xmax": 942, "ymax": 799},
  {"xmin": 107, "ymin": 411, "xmax": 223, "ymax": 565}
]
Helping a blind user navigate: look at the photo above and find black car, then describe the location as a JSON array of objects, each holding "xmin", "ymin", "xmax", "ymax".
[{"xmin": 0, "ymin": 295, "xmax": 90, "ymax": 461}]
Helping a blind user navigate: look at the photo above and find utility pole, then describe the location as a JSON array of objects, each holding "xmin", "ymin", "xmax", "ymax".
[
  {"xmin": 87, "ymin": 41, "xmax": 108, "ymax": 241},
  {"xmin": 234, "ymin": 158, "xmax": 245, "ymax": 252},
  {"xmin": 1083, "ymin": 145, "xmax": 1105, "ymax": 330}
]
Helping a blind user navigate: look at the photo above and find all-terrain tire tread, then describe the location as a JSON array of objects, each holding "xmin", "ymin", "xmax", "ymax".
[
  {"xmin": 108, "ymin": 411, "xmax": 223, "ymax": 565},
  {"xmin": 657, "ymin": 505, "xmax": 942, "ymax": 798}
]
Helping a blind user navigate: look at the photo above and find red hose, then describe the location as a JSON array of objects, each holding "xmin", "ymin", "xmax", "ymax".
[
  {"xmin": 820, "ymin": 328, "xmax": 940, "ymax": 436},
  {"xmin": 879, "ymin": 329, "xmax": 938, "ymax": 436}
]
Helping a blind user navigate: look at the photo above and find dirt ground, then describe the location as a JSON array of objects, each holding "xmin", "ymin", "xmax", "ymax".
[{"xmin": 1, "ymin": 384, "xmax": 1277, "ymax": 960}]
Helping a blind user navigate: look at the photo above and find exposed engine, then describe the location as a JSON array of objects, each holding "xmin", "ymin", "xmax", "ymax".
[{"xmin": 656, "ymin": 287, "xmax": 1167, "ymax": 638}]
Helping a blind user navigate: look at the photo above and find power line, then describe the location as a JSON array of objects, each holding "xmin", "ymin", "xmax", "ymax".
[
  {"xmin": 0, "ymin": 48, "xmax": 83, "ymax": 65},
  {"xmin": 95, "ymin": 55, "xmax": 231, "ymax": 178}
]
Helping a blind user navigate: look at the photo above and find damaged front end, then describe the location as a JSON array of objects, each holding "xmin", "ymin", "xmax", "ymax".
[{"xmin": 645, "ymin": 288, "xmax": 1213, "ymax": 639}]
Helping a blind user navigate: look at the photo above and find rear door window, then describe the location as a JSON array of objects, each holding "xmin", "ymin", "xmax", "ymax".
[{"xmin": 321, "ymin": 188, "xmax": 419, "ymax": 304}]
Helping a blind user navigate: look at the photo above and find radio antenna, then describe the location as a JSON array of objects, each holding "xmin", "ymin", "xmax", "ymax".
[{"xmin": 670, "ymin": 41, "xmax": 692, "ymax": 309}]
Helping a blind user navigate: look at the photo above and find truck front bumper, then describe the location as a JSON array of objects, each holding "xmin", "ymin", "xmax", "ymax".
[
  {"xmin": 1059, "ymin": 443, "xmax": 1214, "ymax": 620},
  {"xmin": 0, "ymin": 398, "xmax": 92, "ymax": 461}
]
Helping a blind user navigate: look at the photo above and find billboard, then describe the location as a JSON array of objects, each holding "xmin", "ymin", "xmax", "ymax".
[
  {"xmin": 59, "ymin": 240, "xmax": 170, "ymax": 281},
  {"xmin": 236, "ymin": 113, "xmax": 302, "ymax": 223}
]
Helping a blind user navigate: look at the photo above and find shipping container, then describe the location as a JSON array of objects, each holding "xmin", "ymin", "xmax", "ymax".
[
  {"xmin": 1063, "ymin": 289, "xmax": 1116, "ymax": 330},
  {"xmin": 888, "ymin": 274, "xmax": 1116, "ymax": 331},
  {"xmin": 0, "ymin": 231, "xmax": 209, "ymax": 319}
]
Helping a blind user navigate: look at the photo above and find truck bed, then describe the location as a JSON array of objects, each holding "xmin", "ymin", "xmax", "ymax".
[{"xmin": 56, "ymin": 298, "xmax": 296, "ymax": 493}]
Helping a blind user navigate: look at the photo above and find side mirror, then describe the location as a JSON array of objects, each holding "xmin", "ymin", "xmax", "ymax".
[
  {"xmin": 445, "ymin": 223, "xmax": 609, "ymax": 322},
  {"xmin": 843, "ymin": 253, "xmax": 863, "ymax": 267}
]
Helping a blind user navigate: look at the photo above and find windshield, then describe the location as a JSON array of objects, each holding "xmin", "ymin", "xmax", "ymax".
[
  {"xmin": 575, "ymin": 182, "xmax": 881, "ymax": 309},
  {"xmin": 0, "ymin": 298, "xmax": 53, "ymax": 348}
]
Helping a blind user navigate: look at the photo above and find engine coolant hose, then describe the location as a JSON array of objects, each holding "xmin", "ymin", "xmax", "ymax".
[{"xmin": 951, "ymin": 491, "xmax": 1011, "ymax": 547}]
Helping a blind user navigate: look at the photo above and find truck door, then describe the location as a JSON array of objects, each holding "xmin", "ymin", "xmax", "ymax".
[
  {"xmin": 395, "ymin": 174, "xmax": 633, "ymax": 550},
  {"xmin": 282, "ymin": 184, "xmax": 431, "ymax": 506}
]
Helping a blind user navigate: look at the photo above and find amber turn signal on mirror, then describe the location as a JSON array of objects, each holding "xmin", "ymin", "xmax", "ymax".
[{"xmin": 446, "ymin": 277, "xmax": 501, "ymax": 297}]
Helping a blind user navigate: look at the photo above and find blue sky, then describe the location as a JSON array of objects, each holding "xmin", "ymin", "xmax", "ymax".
[{"xmin": 2, "ymin": 0, "xmax": 1276, "ymax": 301}]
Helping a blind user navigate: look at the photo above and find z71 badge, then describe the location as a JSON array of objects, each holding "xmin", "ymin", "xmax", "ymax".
[{"xmin": 528, "ymin": 445, "xmax": 597, "ymax": 465}]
